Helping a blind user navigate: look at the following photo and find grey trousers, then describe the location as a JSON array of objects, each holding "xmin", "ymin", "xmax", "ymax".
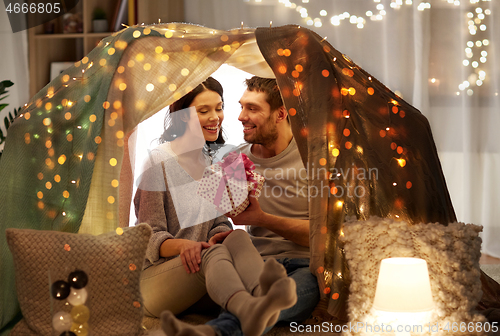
[{"xmin": 140, "ymin": 230, "xmax": 264, "ymax": 317}]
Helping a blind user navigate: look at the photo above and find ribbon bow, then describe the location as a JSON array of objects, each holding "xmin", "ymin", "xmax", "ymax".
[
  {"xmin": 213, "ymin": 152, "xmax": 257, "ymax": 208},
  {"xmin": 219, "ymin": 152, "xmax": 247, "ymax": 182}
]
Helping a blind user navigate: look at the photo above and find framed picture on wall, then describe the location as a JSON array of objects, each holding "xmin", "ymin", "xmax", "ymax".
[{"xmin": 50, "ymin": 62, "xmax": 74, "ymax": 81}]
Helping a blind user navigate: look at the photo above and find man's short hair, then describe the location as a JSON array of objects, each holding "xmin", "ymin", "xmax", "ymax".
[{"xmin": 244, "ymin": 77, "xmax": 284, "ymax": 112}]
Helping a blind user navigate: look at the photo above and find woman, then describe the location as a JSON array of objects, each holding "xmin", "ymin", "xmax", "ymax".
[{"xmin": 134, "ymin": 77, "xmax": 296, "ymax": 336}]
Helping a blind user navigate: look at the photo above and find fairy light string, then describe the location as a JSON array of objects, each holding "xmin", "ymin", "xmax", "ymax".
[
  {"xmin": 273, "ymin": 0, "xmax": 492, "ymax": 94},
  {"xmin": 458, "ymin": 0, "xmax": 491, "ymax": 96}
]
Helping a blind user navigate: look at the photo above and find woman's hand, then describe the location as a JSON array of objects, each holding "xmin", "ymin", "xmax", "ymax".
[
  {"xmin": 208, "ymin": 230, "xmax": 233, "ymax": 246},
  {"xmin": 179, "ymin": 240, "xmax": 211, "ymax": 274}
]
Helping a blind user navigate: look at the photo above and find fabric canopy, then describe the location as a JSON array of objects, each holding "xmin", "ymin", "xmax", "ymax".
[{"xmin": 0, "ymin": 23, "xmax": 497, "ymax": 332}]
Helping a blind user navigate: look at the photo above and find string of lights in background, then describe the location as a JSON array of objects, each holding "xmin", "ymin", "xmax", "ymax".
[
  {"xmin": 248, "ymin": 0, "xmax": 493, "ymax": 97},
  {"xmin": 275, "ymin": 0, "xmax": 432, "ymax": 28},
  {"xmin": 459, "ymin": 0, "xmax": 491, "ymax": 96}
]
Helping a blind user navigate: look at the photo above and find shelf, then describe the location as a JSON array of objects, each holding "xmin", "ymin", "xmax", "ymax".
[
  {"xmin": 28, "ymin": 0, "xmax": 185, "ymax": 97},
  {"xmin": 34, "ymin": 33, "xmax": 84, "ymax": 39},
  {"xmin": 34, "ymin": 32, "xmax": 112, "ymax": 40},
  {"xmin": 86, "ymin": 32, "xmax": 112, "ymax": 38}
]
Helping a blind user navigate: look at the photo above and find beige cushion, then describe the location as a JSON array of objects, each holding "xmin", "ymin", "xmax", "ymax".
[{"xmin": 6, "ymin": 224, "xmax": 151, "ymax": 336}]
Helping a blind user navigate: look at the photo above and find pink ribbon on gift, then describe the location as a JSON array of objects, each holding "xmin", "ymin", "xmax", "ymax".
[
  {"xmin": 213, "ymin": 152, "xmax": 255, "ymax": 208},
  {"xmin": 238, "ymin": 153, "xmax": 259, "ymax": 189}
]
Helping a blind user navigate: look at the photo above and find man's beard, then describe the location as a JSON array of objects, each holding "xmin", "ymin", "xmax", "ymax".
[{"xmin": 244, "ymin": 121, "xmax": 278, "ymax": 146}]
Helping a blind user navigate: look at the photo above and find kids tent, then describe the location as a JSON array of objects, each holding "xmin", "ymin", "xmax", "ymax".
[{"xmin": 0, "ymin": 23, "xmax": 496, "ymax": 332}]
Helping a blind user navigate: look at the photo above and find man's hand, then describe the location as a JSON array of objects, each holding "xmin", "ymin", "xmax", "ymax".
[
  {"xmin": 179, "ymin": 240, "xmax": 211, "ymax": 274},
  {"xmin": 228, "ymin": 191, "xmax": 310, "ymax": 247},
  {"xmin": 208, "ymin": 230, "xmax": 233, "ymax": 246},
  {"xmin": 228, "ymin": 190, "xmax": 265, "ymax": 226}
]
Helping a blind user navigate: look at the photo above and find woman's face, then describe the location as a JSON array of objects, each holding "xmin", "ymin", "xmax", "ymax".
[{"xmin": 186, "ymin": 89, "xmax": 224, "ymax": 142}]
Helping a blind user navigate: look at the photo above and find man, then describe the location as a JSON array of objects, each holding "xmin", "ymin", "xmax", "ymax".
[{"xmin": 163, "ymin": 76, "xmax": 319, "ymax": 336}]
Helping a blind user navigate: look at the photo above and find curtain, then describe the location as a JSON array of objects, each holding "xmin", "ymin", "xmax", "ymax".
[
  {"xmin": 184, "ymin": 0, "xmax": 500, "ymax": 258},
  {"xmin": 0, "ymin": 1, "xmax": 29, "ymax": 153}
]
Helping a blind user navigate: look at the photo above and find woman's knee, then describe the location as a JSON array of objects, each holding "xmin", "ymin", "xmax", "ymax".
[
  {"xmin": 202, "ymin": 243, "xmax": 231, "ymax": 263},
  {"xmin": 222, "ymin": 229, "xmax": 251, "ymax": 247}
]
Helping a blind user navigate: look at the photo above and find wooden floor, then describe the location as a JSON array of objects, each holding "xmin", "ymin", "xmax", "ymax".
[{"xmin": 480, "ymin": 253, "xmax": 500, "ymax": 265}]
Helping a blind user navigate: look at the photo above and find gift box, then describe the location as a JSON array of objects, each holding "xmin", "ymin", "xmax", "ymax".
[{"xmin": 197, "ymin": 152, "xmax": 265, "ymax": 217}]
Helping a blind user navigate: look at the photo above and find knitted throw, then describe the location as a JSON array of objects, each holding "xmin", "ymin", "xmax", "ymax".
[{"xmin": 341, "ymin": 217, "xmax": 487, "ymax": 336}]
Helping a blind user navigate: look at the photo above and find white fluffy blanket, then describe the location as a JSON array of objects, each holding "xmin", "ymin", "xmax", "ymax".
[{"xmin": 341, "ymin": 217, "xmax": 489, "ymax": 336}]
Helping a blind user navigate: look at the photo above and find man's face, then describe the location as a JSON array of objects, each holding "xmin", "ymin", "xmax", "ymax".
[{"xmin": 238, "ymin": 90, "xmax": 278, "ymax": 146}]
